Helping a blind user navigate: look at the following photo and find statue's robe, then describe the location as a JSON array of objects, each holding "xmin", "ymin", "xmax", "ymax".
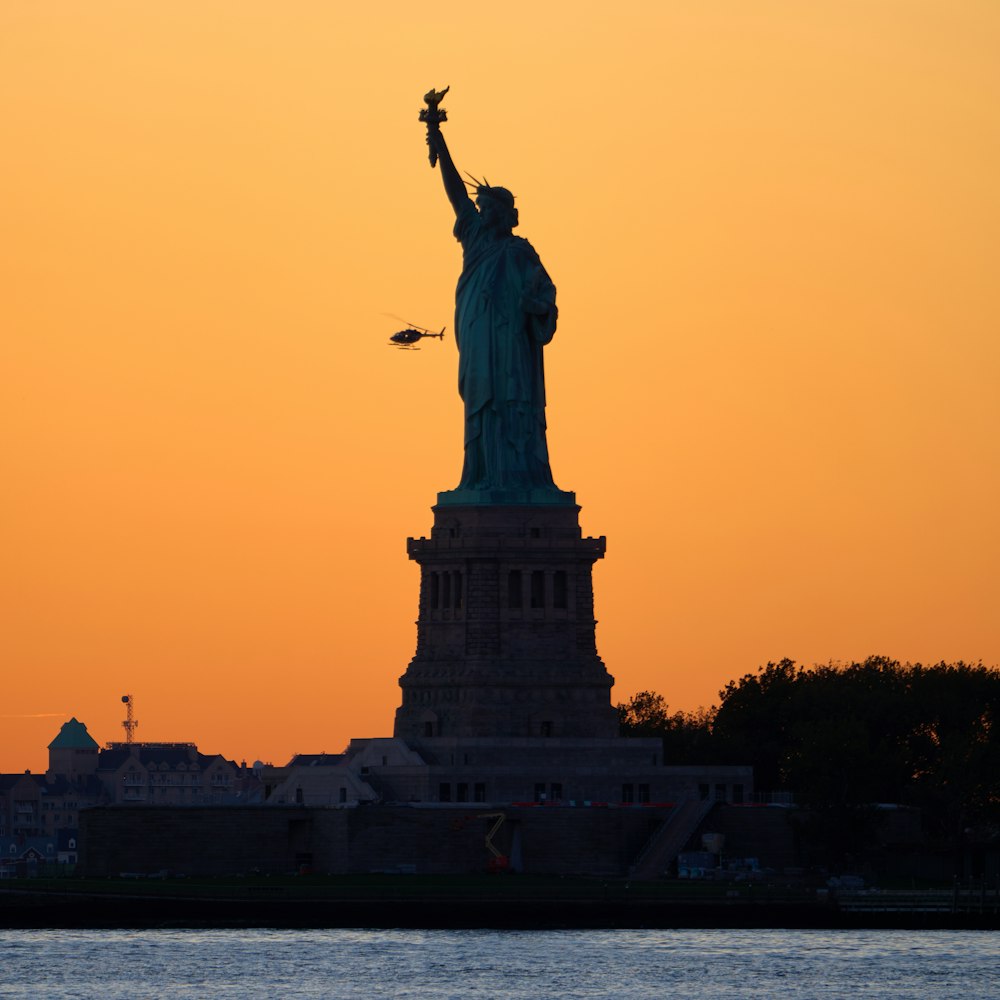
[{"xmin": 453, "ymin": 201, "xmax": 558, "ymax": 491}]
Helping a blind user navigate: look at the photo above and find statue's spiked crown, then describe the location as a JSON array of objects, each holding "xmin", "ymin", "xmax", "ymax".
[{"xmin": 464, "ymin": 173, "xmax": 515, "ymax": 208}]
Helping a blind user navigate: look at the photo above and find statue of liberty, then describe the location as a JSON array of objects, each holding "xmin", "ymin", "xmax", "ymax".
[{"xmin": 421, "ymin": 89, "xmax": 570, "ymax": 503}]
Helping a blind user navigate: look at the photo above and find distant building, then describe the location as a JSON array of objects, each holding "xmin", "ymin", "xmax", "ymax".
[
  {"xmin": 0, "ymin": 717, "xmax": 261, "ymax": 875},
  {"xmin": 264, "ymin": 739, "xmax": 427, "ymax": 806},
  {"xmin": 265, "ymin": 735, "xmax": 750, "ymax": 812},
  {"xmin": 0, "ymin": 773, "xmax": 46, "ymax": 839},
  {"xmin": 97, "ymin": 743, "xmax": 247, "ymax": 806},
  {"xmin": 0, "ymin": 836, "xmax": 58, "ymax": 878},
  {"xmin": 47, "ymin": 716, "xmax": 101, "ymax": 779}
]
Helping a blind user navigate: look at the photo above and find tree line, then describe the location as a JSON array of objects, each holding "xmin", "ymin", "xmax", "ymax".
[{"xmin": 617, "ymin": 657, "xmax": 1000, "ymax": 847}]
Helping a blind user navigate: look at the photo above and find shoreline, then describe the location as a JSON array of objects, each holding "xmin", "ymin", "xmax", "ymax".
[{"xmin": 2, "ymin": 877, "xmax": 997, "ymax": 931}]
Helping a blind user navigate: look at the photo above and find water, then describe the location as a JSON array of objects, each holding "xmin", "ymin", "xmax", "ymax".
[{"xmin": 0, "ymin": 928, "xmax": 996, "ymax": 999}]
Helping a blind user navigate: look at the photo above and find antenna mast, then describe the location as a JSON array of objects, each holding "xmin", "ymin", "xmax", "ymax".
[{"xmin": 121, "ymin": 694, "xmax": 138, "ymax": 744}]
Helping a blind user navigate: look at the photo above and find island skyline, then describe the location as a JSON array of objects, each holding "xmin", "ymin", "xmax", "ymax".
[{"xmin": 3, "ymin": 2, "xmax": 998, "ymax": 773}]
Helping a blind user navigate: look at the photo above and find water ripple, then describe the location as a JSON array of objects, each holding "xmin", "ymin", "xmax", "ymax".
[{"xmin": 0, "ymin": 929, "xmax": 996, "ymax": 1000}]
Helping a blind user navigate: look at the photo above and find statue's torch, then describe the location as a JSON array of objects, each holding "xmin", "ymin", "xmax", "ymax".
[{"xmin": 420, "ymin": 86, "xmax": 449, "ymax": 168}]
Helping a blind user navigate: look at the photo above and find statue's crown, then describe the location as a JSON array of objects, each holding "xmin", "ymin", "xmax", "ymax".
[{"xmin": 464, "ymin": 173, "xmax": 515, "ymax": 207}]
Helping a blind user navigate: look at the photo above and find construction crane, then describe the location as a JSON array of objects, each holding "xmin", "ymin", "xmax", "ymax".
[
  {"xmin": 121, "ymin": 694, "xmax": 138, "ymax": 744},
  {"xmin": 480, "ymin": 812, "xmax": 510, "ymax": 873}
]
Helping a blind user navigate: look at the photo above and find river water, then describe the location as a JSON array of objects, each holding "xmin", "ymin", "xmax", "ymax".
[{"xmin": 0, "ymin": 928, "xmax": 996, "ymax": 998}]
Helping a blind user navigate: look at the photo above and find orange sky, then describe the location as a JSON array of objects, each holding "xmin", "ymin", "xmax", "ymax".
[{"xmin": 2, "ymin": 2, "xmax": 998, "ymax": 773}]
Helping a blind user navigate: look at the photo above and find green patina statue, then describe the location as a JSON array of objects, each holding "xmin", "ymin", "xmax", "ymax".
[{"xmin": 421, "ymin": 89, "xmax": 572, "ymax": 505}]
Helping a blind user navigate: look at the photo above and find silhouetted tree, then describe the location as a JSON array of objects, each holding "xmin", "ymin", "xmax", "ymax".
[
  {"xmin": 711, "ymin": 658, "xmax": 804, "ymax": 789},
  {"xmin": 617, "ymin": 692, "xmax": 717, "ymax": 764},
  {"xmin": 622, "ymin": 657, "xmax": 1000, "ymax": 853}
]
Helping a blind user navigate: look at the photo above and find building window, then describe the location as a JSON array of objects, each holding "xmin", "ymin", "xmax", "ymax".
[
  {"xmin": 439, "ymin": 783, "xmax": 451, "ymax": 802},
  {"xmin": 699, "ymin": 783, "xmax": 710, "ymax": 801},
  {"xmin": 638, "ymin": 784, "xmax": 650, "ymax": 803},
  {"xmin": 456, "ymin": 783, "xmax": 468, "ymax": 803},
  {"xmin": 534, "ymin": 783, "xmax": 547, "ymax": 803},
  {"xmin": 474, "ymin": 783, "xmax": 486, "ymax": 803},
  {"xmin": 622, "ymin": 784, "xmax": 635, "ymax": 803},
  {"xmin": 508, "ymin": 570, "xmax": 522, "ymax": 609},
  {"xmin": 540, "ymin": 720, "xmax": 553, "ymax": 737},
  {"xmin": 553, "ymin": 571, "xmax": 568, "ymax": 609},
  {"xmin": 295, "ymin": 787, "xmax": 303, "ymax": 804},
  {"xmin": 530, "ymin": 570, "xmax": 544, "ymax": 608},
  {"xmin": 732, "ymin": 784, "xmax": 744, "ymax": 804},
  {"xmin": 550, "ymin": 783, "xmax": 562, "ymax": 802},
  {"xmin": 715, "ymin": 784, "xmax": 727, "ymax": 802},
  {"xmin": 424, "ymin": 720, "xmax": 434, "ymax": 737},
  {"xmin": 430, "ymin": 572, "xmax": 440, "ymax": 609},
  {"xmin": 442, "ymin": 571, "xmax": 451, "ymax": 608},
  {"xmin": 339, "ymin": 787, "xmax": 347, "ymax": 803},
  {"xmin": 453, "ymin": 571, "xmax": 463, "ymax": 609}
]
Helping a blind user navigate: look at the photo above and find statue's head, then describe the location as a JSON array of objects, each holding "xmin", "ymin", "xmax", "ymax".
[{"xmin": 475, "ymin": 185, "xmax": 519, "ymax": 232}]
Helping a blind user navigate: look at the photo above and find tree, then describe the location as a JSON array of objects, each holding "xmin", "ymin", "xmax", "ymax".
[
  {"xmin": 625, "ymin": 657, "xmax": 1000, "ymax": 859},
  {"xmin": 711, "ymin": 658, "xmax": 804, "ymax": 790},
  {"xmin": 617, "ymin": 692, "xmax": 717, "ymax": 763},
  {"xmin": 617, "ymin": 691, "xmax": 671, "ymax": 735}
]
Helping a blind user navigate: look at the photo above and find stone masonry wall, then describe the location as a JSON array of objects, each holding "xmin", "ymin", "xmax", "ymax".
[{"xmin": 80, "ymin": 805, "xmax": 673, "ymax": 878}]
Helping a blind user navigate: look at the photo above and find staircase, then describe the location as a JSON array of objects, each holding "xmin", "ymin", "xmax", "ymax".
[{"xmin": 629, "ymin": 799, "xmax": 716, "ymax": 880}]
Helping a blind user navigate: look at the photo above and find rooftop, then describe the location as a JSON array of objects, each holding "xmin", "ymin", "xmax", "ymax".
[{"xmin": 48, "ymin": 718, "xmax": 99, "ymax": 751}]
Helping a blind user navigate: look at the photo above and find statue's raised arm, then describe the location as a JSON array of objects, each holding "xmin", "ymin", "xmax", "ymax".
[
  {"xmin": 421, "ymin": 87, "xmax": 471, "ymax": 218},
  {"xmin": 419, "ymin": 87, "xmax": 568, "ymax": 505}
]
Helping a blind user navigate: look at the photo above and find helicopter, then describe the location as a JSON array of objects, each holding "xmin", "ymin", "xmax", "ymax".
[{"xmin": 389, "ymin": 321, "xmax": 446, "ymax": 350}]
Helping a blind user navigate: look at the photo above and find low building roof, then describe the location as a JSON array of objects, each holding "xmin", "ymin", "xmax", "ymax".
[
  {"xmin": 288, "ymin": 753, "xmax": 345, "ymax": 767},
  {"xmin": 97, "ymin": 748, "xmax": 137, "ymax": 772}
]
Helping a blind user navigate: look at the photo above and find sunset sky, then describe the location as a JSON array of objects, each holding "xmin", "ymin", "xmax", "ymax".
[{"xmin": 3, "ymin": 1, "xmax": 998, "ymax": 773}]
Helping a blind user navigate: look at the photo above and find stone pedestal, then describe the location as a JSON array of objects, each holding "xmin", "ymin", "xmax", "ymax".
[{"xmin": 394, "ymin": 502, "xmax": 619, "ymax": 740}]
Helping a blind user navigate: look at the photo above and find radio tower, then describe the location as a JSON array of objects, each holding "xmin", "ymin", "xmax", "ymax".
[{"xmin": 121, "ymin": 694, "xmax": 138, "ymax": 744}]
